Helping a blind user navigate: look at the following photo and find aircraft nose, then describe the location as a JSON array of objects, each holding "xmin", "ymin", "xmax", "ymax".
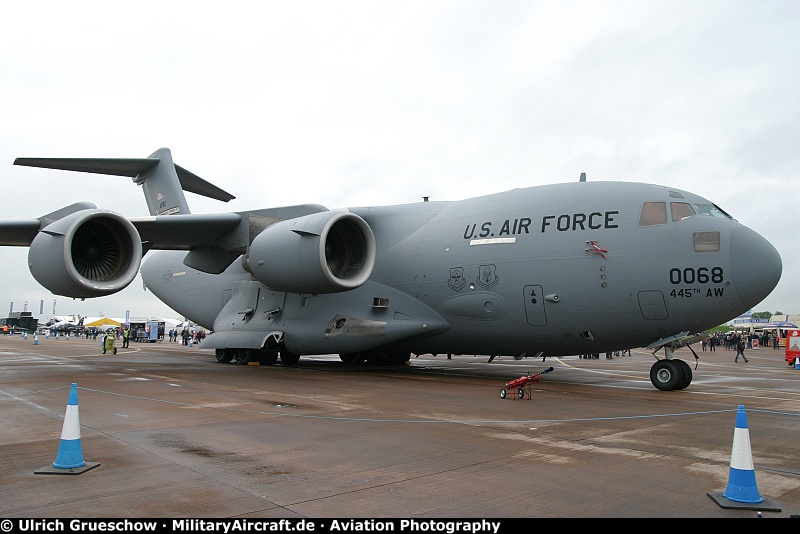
[{"xmin": 729, "ymin": 226, "xmax": 782, "ymax": 309}]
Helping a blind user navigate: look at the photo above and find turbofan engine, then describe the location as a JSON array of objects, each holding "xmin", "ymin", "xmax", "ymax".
[
  {"xmin": 245, "ymin": 210, "xmax": 376, "ymax": 294},
  {"xmin": 28, "ymin": 209, "xmax": 143, "ymax": 299}
]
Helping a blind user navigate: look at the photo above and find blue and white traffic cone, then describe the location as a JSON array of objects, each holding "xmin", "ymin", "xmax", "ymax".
[
  {"xmin": 23, "ymin": 331, "xmax": 28, "ymax": 340},
  {"xmin": 52, "ymin": 383, "xmax": 85, "ymax": 469},
  {"xmin": 35, "ymin": 383, "xmax": 100, "ymax": 475},
  {"xmin": 708, "ymin": 405, "xmax": 781, "ymax": 511},
  {"xmin": 33, "ymin": 332, "xmax": 38, "ymax": 345},
  {"xmin": 722, "ymin": 405, "xmax": 762, "ymax": 504},
  {"xmin": 795, "ymin": 357, "xmax": 800, "ymax": 370},
  {"xmin": 46, "ymin": 330, "xmax": 50, "ymax": 339}
]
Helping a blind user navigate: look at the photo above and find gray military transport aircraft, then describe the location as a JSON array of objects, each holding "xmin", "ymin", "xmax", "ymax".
[{"xmin": 0, "ymin": 148, "xmax": 782, "ymax": 391}]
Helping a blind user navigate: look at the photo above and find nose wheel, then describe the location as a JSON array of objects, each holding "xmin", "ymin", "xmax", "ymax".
[{"xmin": 650, "ymin": 358, "xmax": 692, "ymax": 391}]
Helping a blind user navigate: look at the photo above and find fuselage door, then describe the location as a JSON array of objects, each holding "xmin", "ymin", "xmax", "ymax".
[
  {"xmin": 638, "ymin": 290, "xmax": 668, "ymax": 320},
  {"xmin": 523, "ymin": 285, "xmax": 547, "ymax": 326}
]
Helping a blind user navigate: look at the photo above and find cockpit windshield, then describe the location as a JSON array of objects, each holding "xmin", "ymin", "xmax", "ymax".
[
  {"xmin": 693, "ymin": 203, "xmax": 735, "ymax": 220},
  {"xmin": 640, "ymin": 201, "xmax": 736, "ymax": 226}
]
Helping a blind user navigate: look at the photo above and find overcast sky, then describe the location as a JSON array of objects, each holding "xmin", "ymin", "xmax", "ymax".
[{"xmin": 0, "ymin": 0, "xmax": 797, "ymax": 322}]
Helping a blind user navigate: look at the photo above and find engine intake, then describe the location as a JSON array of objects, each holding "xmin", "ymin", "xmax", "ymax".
[
  {"xmin": 28, "ymin": 210, "xmax": 142, "ymax": 298},
  {"xmin": 246, "ymin": 211, "xmax": 376, "ymax": 294}
]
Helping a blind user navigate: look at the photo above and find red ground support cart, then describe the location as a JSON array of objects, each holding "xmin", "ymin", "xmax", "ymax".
[{"xmin": 500, "ymin": 367, "xmax": 554, "ymax": 399}]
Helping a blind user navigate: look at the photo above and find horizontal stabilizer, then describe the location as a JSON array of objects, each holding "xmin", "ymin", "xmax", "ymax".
[{"xmin": 14, "ymin": 156, "xmax": 235, "ymax": 203}]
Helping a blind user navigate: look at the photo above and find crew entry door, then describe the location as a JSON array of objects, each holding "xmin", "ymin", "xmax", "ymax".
[{"xmin": 523, "ymin": 285, "xmax": 547, "ymax": 326}]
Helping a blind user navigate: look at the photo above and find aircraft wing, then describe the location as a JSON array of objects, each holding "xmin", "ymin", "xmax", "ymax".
[
  {"xmin": 0, "ymin": 202, "xmax": 99, "ymax": 246},
  {"xmin": 130, "ymin": 213, "xmax": 244, "ymax": 250},
  {"xmin": 0, "ymin": 220, "xmax": 42, "ymax": 246},
  {"xmin": 0, "ymin": 212, "xmax": 244, "ymax": 250}
]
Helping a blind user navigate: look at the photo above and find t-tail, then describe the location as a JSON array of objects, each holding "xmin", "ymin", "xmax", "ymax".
[
  {"xmin": 14, "ymin": 147, "xmax": 235, "ymax": 216},
  {"xmin": 137, "ymin": 148, "xmax": 192, "ymax": 215}
]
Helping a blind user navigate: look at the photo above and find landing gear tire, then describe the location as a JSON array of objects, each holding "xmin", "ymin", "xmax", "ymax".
[
  {"xmin": 500, "ymin": 389, "xmax": 507, "ymax": 399},
  {"xmin": 673, "ymin": 359, "xmax": 692, "ymax": 390},
  {"xmin": 215, "ymin": 349, "xmax": 234, "ymax": 363},
  {"xmin": 235, "ymin": 349, "xmax": 250, "ymax": 365},
  {"xmin": 650, "ymin": 359, "xmax": 681, "ymax": 391}
]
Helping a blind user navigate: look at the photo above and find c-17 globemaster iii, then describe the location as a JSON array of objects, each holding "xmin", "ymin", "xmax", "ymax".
[{"xmin": 0, "ymin": 148, "xmax": 782, "ymax": 391}]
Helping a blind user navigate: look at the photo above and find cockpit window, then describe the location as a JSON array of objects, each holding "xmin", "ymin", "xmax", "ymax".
[
  {"xmin": 639, "ymin": 202, "xmax": 667, "ymax": 226},
  {"xmin": 671, "ymin": 202, "xmax": 696, "ymax": 222},
  {"xmin": 693, "ymin": 203, "xmax": 735, "ymax": 220},
  {"xmin": 641, "ymin": 201, "xmax": 735, "ymax": 226},
  {"xmin": 694, "ymin": 232, "xmax": 720, "ymax": 252}
]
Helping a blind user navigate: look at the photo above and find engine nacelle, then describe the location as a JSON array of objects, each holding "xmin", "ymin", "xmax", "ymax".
[
  {"xmin": 28, "ymin": 209, "xmax": 142, "ymax": 298},
  {"xmin": 245, "ymin": 210, "xmax": 376, "ymax": 294}
]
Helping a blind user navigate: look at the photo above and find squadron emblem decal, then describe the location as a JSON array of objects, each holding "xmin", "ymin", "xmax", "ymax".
[
  {"xmin": 162, "ymin": 270, "xmax": 186, "ymax": 283},
  {"xmin": 477, "ymin": 264, "xmax": 499, "ymax": 289},
  {"xmin": 448, "ymin": 267, "xmax": 466, "ymax": 291}
]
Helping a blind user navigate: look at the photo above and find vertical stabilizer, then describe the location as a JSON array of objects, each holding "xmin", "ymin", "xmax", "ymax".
[{"xmin": 135, "ymin": 148, "xmax": 191, "ymax": 216}]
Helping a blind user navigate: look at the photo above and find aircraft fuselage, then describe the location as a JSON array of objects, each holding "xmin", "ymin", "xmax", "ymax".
[{"xmin": 141, "ymin": 181, "xmax": 780, "ymax": 359}]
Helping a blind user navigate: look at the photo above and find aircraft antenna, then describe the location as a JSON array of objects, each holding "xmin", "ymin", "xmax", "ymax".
[{"xmin": 580, "ymin": 172, "xmax": 586, "ymax": 182}]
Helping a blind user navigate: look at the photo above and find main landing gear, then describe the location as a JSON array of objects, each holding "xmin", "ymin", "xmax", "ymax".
[{"xmin": 214, "ymin": 334, "xmax": 298, "ymax": 366}]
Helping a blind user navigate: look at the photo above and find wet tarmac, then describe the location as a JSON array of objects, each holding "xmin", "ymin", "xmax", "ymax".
[{"xmin": 1, "ymin": 334, "xmax": 799, "ymax": 518}]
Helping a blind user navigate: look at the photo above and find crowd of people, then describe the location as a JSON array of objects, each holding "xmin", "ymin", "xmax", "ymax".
[
  {"xmin": 701, "ymin": 330, "xmax": 779, "ymax": 352},
  {"xmin": 701, "ymin": 330, "xmax": 781, "ymax": 363},
  {"xmin": 577, "ymin": 330, "xmax": 780, "ymax": 363},
  {"xmin": 167, "ymin": 327, "xmax": 206, "ymax": 345}
]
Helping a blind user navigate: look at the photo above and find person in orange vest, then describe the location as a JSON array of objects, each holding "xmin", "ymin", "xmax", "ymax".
[{"xmin": 2, "ymin": 324, "xmax": 8, "ymax": 335}]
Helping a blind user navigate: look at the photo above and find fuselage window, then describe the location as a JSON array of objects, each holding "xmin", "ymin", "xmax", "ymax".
[
  {"xmin": 694, "ymin": 232, "xmax": 720, "ymax": 252},
  {"xmin": 639, "ymin": 202, "xmax": 668, "ymax": 226},
  {"xmin": 671, "ymin": 202, "xmax": 696, "ymax": 222}
]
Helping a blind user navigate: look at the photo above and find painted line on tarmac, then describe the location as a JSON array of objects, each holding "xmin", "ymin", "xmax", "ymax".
[{"xmin": 12, "ymin": 384, "xmax": 800, "ymax": 426}]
